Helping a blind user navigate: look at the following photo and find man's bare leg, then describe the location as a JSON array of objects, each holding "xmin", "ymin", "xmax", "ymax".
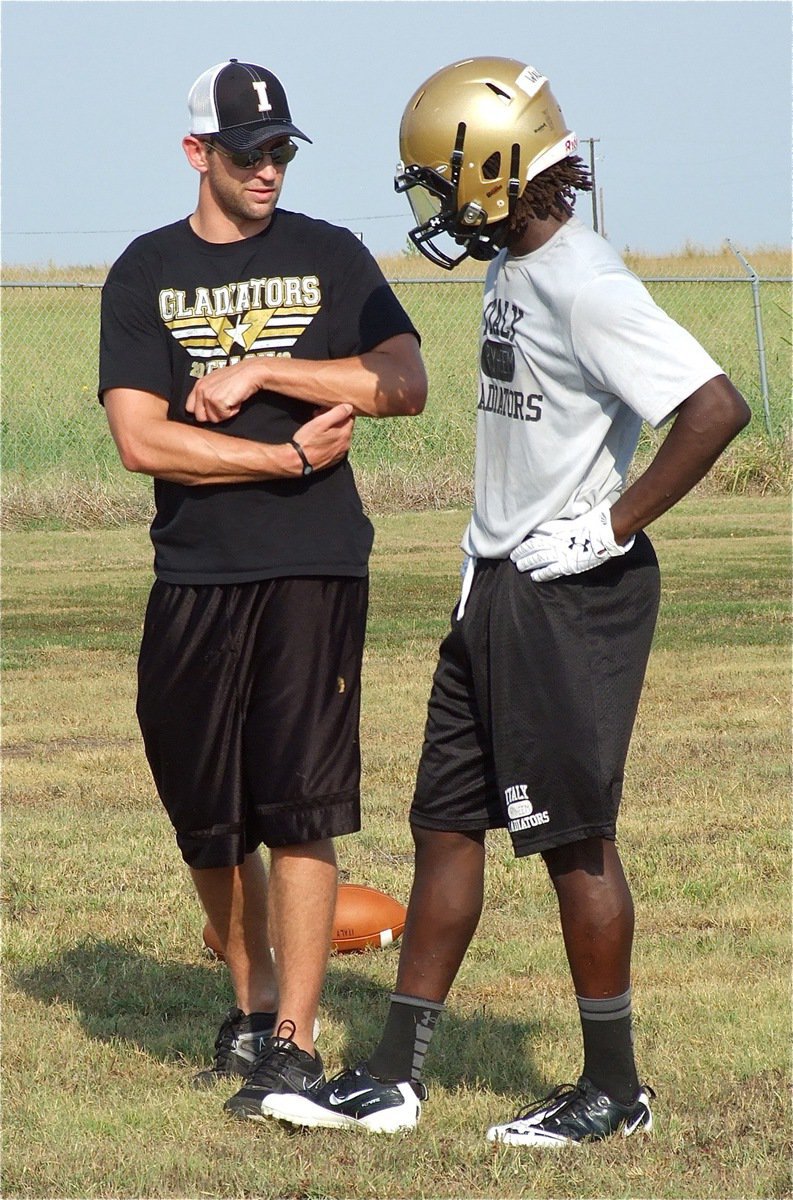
[
  {"xmin": 268, "ymin": 838, "xmax": 338, "ymax": 1053},
  {"xmin": 190, "ymin": 849, "xmax": 278, "ymax": 1014}
]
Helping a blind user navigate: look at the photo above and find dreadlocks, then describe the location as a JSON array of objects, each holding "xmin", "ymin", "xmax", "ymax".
[{"xmin": 509, "ymin": 155, "xmax": 593, "ymax": 238}]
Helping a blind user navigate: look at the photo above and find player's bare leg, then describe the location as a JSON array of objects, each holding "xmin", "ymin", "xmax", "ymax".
[
  {"xmin": 486, "ymin": 838, "xmax": 645, "ymax": 1148},
  {"xmin": 362, "ymin": 827, "xmax": 485, "ymax": 1088},
  {"xmin": 190, "ymin": 849, "xmax": 278, "ymax": 1013},
  {"xmin": 394, "ymin": 827, "xmax": 486, "ymax": 1001},
  {"xmin": 541, "ymin": 835, "xmax": 641, "ymax": 1105},
  {"xmin": 267, "ymin": 838, "xmax": 338, "ymax": 1053},
  {"xmin": 542, "ymin": 836, "xmax": 634, "ymax": 996}
]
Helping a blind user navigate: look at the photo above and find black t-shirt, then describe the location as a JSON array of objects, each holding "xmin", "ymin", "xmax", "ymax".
[{"xmin": 99, "ymin": 211, "xmax": 418, "ymax": 583}]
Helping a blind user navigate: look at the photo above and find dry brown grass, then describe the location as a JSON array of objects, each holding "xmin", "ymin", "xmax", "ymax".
[
  {"xmin": 3, "ymin": 436, "xmax": 790, "ymax": 533},
  {"xmin": 379, "ymin": 241, "xmax": 790, "ymax": 280},
  {"xmin": 629, "ymin": 431, "xmax": 793, "ymax": 498},
  {"xmin": 1, "ymin": 261, "xmax": 111, "ymax": 283},
  {"xmin": 5, "ymin": 422, "xmax": 791, "ymax": 535},
  {"xmin": 0, "ymin": 473, "xmax": 153, "ymax": 530},
  {"xmin": 621, "ymin": 241, "xmax": 791, "ymax": 278},
  {"xmin": 4, "ymin": 243, "xmax": 789, "ymax": 284}
]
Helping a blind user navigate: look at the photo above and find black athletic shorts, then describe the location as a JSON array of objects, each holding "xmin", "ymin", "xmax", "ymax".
[
  {"xmin": 136, "ymin": 575, "xmax": 368, "ymax": 869},
  {"xmin": 410, "ymin": 533, "xmax": 660, "ymax": 856}
]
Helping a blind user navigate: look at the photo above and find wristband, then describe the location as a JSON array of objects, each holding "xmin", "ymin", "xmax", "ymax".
[{"xmin": 289, "ymin": 438, "xmax": 314, "ymax": 477}]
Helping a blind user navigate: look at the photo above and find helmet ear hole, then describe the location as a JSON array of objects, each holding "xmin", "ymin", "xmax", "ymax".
[{"xmin": 482, "ymin": 152, "xmax": 501, "ymax": 180}]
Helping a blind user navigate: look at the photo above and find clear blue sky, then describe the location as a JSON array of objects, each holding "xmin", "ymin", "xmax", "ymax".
[{"xmin": 2, "ymin": 0, "xmax": 790, "ymax": 268}]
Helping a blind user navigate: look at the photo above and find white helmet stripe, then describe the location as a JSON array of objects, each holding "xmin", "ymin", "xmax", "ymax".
[{"xmin": 526, "ymin": 132, "xmax": 579, "ymax": 183}]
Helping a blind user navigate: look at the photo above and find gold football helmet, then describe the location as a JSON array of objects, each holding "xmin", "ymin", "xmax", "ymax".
[{"xmin": 395, "ymin": 57, "xmax": 577, "ymax": 268}]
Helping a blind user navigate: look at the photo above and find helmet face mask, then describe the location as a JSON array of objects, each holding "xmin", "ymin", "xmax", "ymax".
[
  {"xmin": 395, "ymin": 57, "xmax": 577, "ymax": 269},
  {"xmin": 395, "ymin": 147, "xmax": 513, "ymax": 269}
]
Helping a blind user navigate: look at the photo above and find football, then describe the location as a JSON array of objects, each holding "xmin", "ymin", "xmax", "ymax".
[
  {"xmin": 202, "ymin": 882, "xmax": 406, "ymax": 959},
  {"xmin": 332, "ymin": 883, "xmax": 407, "ymax": 953}
]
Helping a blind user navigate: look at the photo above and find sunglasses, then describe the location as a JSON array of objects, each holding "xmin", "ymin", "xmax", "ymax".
[{"xmin": 204, "ymin": 139, "xmax": 298, "ymax": 170}]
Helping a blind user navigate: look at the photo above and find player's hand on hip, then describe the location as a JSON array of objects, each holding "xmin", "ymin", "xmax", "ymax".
[
  {"xmin": 510, "ymin": 500, "xmax": 635, "ymax": 583},
  {"xmin": 185, "ymin": 360, "xmax": 262, "ymax": 424},
  {"xmin": 293, "ymin": 404, "xmax": 355, "ymax": 472}
]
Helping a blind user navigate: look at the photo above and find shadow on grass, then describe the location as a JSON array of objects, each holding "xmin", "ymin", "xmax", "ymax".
[{"xmin": 13, "ymin": 938, "xmax": 544, "ymax": 1096}]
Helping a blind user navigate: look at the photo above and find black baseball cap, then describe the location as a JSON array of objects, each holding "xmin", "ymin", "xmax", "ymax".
[{"xmin": 187, "ymin": 59, "xmax": 311, "ymax": 152}]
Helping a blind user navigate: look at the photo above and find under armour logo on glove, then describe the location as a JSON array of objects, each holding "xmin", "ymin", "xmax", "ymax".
[{"xmin": 510, "ymin": 500, "xmax": 635, "ymax": 583}]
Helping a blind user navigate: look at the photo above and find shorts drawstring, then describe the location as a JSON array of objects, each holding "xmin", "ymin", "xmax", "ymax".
[{"xmin": 457, "ymin": 554, "xmax": 477, "ymax": 620}]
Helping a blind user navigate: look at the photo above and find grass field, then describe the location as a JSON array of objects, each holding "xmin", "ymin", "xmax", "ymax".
[{"xmin": 2, "ymin": 496, "xmax": 790, "ymax": 1199}]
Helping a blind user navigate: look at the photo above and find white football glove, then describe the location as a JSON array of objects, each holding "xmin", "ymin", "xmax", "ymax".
[{"xmin": 510, "ymin": 500, "xmax": 634, "ymax": 583}]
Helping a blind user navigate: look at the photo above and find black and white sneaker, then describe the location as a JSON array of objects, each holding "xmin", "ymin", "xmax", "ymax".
[
  {"xmin": 262, "ymin": 1061, "xmax": 426, "ymax": 1132},
  {"xmin": 224, "ymin": 1021, "xmax": 325, "ymax": 1122},
  {"xmin": 192, "ymin": 1010, "xmax": 321, "ymax": 1090},
  {"xmin": 486, "ymin": 1076, "xmax": 655, "ymax": 1147},
  {"xmin": 191, "ymin": 1007, "xmax": 275, "ymax": 1089}
]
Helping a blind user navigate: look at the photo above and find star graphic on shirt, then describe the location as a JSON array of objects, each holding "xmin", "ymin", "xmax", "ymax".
[{"xmin": 226, "ymin": 315, "xmax": 252, "ymax": 349}]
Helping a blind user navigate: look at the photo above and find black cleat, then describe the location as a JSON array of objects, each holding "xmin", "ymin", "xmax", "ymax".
[
  {"xmin": 260, "ymin": 1061, "xmax": 427, "ymax": 1132},
  {"xmin": 224, "ymin": 1021, "xmax": 325, "ymax": 1122},
  {"xmin": 191, "ymin": 1007, "xmax": 275, "ymax": 1089},
  {"xmin": 487, "ymin": 1076, "xmax": 655, "ymax": 1147}
]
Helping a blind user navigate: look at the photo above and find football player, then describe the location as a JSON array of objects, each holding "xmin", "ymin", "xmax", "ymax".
[{"xmin": 255, "ymin": 56, "xmax": 750, "ymax": 1144}]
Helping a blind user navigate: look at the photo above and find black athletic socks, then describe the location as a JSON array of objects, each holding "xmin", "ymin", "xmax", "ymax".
[
  {"xmin": 367, "ymin": 992, "xmax": 445, "ymax": 1084},
  {"xmin": 366, "ymin": 987, "xmax": 639, "ymax": 1101},
  {"xmin": 576, "ymin": 988, "xmax": 640, "ymax": 1104}
]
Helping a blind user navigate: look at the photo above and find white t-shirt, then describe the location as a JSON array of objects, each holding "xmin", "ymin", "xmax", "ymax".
[{"xmin": 462, "ymin": 217, "xmax": 722, "ymax": 559}]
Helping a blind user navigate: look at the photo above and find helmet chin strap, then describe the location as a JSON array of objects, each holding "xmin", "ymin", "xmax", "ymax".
[
  {"xmin": 454, "ymin": 138, "xmax": 523, "ymax": 262},
  {"xmin": 450, "ymin": 122, "xmax": 466, "ymax": 192},
  {"xmin": 507, "ymin": 140, "xmax": 522, "ymax": 215},
  {"xmin": 463, "ymin": 221, "xmax": 508, "ymax": 261}
]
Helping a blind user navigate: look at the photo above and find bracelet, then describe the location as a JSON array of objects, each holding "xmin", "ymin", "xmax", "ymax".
[{"xmin": 289, "ymin": 438, "xmax": 314, "ymax": 477}]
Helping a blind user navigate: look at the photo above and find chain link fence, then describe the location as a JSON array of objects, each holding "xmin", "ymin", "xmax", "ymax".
[{"xmin": 1, "ymin": 266, "xmax": 789, "ymax": 521}]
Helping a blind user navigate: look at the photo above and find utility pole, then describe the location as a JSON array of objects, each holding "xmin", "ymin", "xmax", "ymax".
[{"xmin": 582, "ymin": 137, "xmax": 600, "ymax": 232}]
